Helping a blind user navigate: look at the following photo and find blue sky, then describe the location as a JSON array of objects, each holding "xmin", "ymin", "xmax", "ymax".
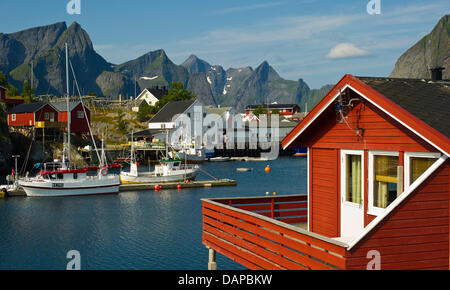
[{"xmin": 1, "ymin": 0, "xmax": 448, "ymax": 88}]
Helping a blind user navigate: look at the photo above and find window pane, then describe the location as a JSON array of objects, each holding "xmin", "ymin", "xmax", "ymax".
[
  {"xmin": 346, "ymin": 154, "xmax": 362, "ymax": 204},
  {"xmin": 373, "ymin": 155, "xmax": 398, "ymax": 209},
  {"xmin": 410, "ymin": 157, "xmax": 437, "ymax": 184}
]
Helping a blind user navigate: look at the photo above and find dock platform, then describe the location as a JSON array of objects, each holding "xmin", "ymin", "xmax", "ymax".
[{"xmin": 119, "ymin": 179, "xmax": 237, "ymax": 191}]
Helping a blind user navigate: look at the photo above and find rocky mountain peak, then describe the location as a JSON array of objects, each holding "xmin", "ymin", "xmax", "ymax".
[
  {"xmin": 181, "ymin": 54, "xmax": 212, "ymax": 74},
  {"xmin": 254, "ymin": 60, "xmax": 281, "ymax": 83},
  {"xmin": 390, "ymin": 14, "xmax": 449, "ymax": 79}
]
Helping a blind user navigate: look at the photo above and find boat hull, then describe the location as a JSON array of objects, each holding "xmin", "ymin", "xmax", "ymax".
[
  {"xmin": 176, "ymin": 152, "xmax": 205, "ymax": 164},
  {"xmin": 19, "ymin": 176, "xmax": 121, "ymax": 197},
  {"xmin": 120, "ymin": 171, "xmax": 198, "ymax": 184}
]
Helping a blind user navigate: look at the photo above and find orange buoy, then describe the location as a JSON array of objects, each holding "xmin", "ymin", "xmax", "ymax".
[
  {"xmin": 155, "ymin": 185, "xmax": 162, "ymax": 191},
  {"xmin": 177, "ymin": 185, "xmax": 182, "ymax": 190},
  {"xmin": 265, "ymin": 165, "xmax": 271, "ymax": 173},
  {"xmin": 273, "ymin": 192, "xmax": 277, "ymax": 196}
]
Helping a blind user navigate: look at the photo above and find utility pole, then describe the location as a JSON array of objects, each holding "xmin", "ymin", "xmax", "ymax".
[
  {"xmin": 12, "ymin": 155, "xmax": 20, "ymax": 180},
  {"xmin": 30, "ymin": 62, "xmax": 33, "ymax": 92}
]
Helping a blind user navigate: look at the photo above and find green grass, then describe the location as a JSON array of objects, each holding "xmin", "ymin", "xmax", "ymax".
[{"xmin": 10, "ymin": 63, "xmax": 30, "ymax": 82}]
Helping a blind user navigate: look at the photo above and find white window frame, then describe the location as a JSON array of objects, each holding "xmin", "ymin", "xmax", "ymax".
[
  {"xmin": 44, "ymin": 112, "xmax": 49, "ymax": 120},
  {"xmin": 404, "ymin": 152, "xmax": 441, "ymax": 191},
  {"xmin": 368, "ymin": 150, "xmax": 399, "ymax": 216},
  {"xmin": 340, "ymin": 149, "xmax": 365, "ymax": 237},
  {"xmin": 77, "ymin": 110, "xmax": 84, "ymax": 119},
  {"xmin": 341, "ymin": 149, "xmax": 365, "ymax": 208},
  {"xmin": 11, "ymin": 114, "xmax": 16, "ymax": 121}
]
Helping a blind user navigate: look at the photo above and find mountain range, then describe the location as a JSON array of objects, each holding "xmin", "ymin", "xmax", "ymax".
[
  {"xmin": 0, "ymin": 21, "xmax": 330, "ymax": 112},
  {"xmin": 1, "ymin": 14, "xmax": 448, "ymax": 112}
]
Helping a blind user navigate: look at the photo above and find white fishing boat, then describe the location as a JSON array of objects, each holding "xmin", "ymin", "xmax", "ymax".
[
  {"xmin": 120, "ymin": 131, "xmax": 199, "ymax": 184},
  {"xmin": 120, "ymin": 159, "xmax": 199, "ymax": 184},
  {"xmin": 18, "ymin": 43, "xmax": 121, "ymax": 197},
  {"xmin": 208, "ymin": 156, "xmax": 230, "ymax": 162},
  {"xmin": 19, "ymin": 164, "xmax": 121, "ymax": 197},
  {"xmin": 176, "ymin": 147, "xmax": 206, "ymax": 164}
]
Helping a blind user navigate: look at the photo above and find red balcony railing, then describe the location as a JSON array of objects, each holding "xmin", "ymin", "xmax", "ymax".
[{"xmin": 202, "ymin": 194, "xmax": 348, "ymax": 270}]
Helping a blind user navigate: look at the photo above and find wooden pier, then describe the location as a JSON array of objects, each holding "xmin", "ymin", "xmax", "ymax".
[{"xmin": 119, "ymin": 179, "xmax": 237, "ymax": 191}]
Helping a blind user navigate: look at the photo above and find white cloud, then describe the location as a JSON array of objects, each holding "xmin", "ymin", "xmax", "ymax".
[
  {"xmin": 326, "ymin": 43, "xmax": 371, "ymax": 59},
  {"xmin": 213, "ymin": 2, "xmax": 287, "ymax": 15}
]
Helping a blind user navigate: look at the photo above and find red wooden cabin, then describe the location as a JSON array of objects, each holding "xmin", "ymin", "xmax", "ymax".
[
  {"xmin": 0, "ymin": 85, "xmax": 24, "ymax": 106},
  {"xmin": 7, "ymin": 102, "xmax": 59, "ymax": 127},
  {"xmin": 51, "ymin": 101, "xmax": 91, "ymax": 134},
  {"xmin": 0, "ymin": 86, "xmax": 5, "ymax": 99},
  {"xmin": 202, "ymin": 74, "xmax": 450, "ymax": 270},
  {"xmin": 246, "ymin": 104, "xmax": 300, "ymax": 116}
]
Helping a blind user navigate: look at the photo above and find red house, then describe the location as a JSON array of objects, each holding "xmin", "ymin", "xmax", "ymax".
[
  {"xmin": 51, "ymin": 101, "xmax": 91, "ymax": 134},
  {"xmin": 0, "ymin": 85, "xmax": 24, "ymax": 106},
  {"xmin": 201, "ymin": 74, "xmax": 449, "ymax": 270},
  {"xmin": 245, "ymin": 104, "xmax": 300, "ymax": 116},
  {"xmin": 7, "ymin": 102, "xmax": 59, "ymax": 127},
  {"xmin": 0, "ymin": 86, "xmax": 5, "ymax": 99}
]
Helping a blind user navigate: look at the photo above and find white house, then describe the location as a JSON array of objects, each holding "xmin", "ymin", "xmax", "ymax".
[
  {"xmin": 132, "ymin": 86, "xmax": 168, "ymax": 112},
  {"xmin": 148, "ymin": 99, "xmax": 207, "ymax": 147}
]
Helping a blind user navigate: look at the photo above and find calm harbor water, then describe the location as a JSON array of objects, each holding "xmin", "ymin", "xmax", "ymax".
[{"xmin": 0, "ymin": 156, "xmax": 307, "ymax": 270}]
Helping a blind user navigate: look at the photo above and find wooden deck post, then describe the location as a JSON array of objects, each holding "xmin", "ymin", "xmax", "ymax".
[{"xmin": 208, "ymin": 248, "xmax": 217, "ymax": 270}]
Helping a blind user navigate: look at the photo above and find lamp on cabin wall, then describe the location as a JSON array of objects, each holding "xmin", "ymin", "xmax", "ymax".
[{"xmin": 335, "ymin": 89, "xmax": 366, "ymax": 138}]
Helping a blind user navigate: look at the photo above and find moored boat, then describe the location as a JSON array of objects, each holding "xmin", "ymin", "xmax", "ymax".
[
  {"xmin": 120, "ymin": 159, "xmax": 199, "ymax": 184},
  {"xmin": 19, "ymin": 165, "xmax": 121, "ymax": 197},
  {"xmin": 119, "ymin": 131, "xmax": 200, "ymax": 184}
]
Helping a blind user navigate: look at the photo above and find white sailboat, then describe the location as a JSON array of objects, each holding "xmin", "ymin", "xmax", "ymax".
[
  {"xmin": 120, "ymin": 131, "xmax": 199, "ymax": 184},
  {"xmin": 19, "ymin": 44, "xmax": 121, "ymax": 197}
]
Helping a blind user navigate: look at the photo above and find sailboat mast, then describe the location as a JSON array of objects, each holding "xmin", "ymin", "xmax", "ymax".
[{"xmin": 65, "ymin": 43, "xmax": 71, "ymax": 163}]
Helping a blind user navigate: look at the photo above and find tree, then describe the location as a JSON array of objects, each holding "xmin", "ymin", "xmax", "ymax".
[
  {"xmin": 153, "ymin": 81, "xmax": 196, "ymax": 112},
  {"xmin": 252, "ymin": 105, "xmax": 269, "ymax": 117},
  {"xmin": 6, "ymin": 85, "xmax": 19, "ymax": 97},
  {"xmin": 137, "ymin": 102, "xmax": 154, "ymax": 122},
  {"xmin": 116, "ymin": 110, "xmax": 127, "ymax": 134},
  {"xmin": 0, "ymin": 73, "xmax": 8, "ymax": 87},
  {"xmin": 271, "ymin": 109, "xmax": 280, "ymax": 115},
  {"xmin": 21, "ymin": 80, "xmax": 33, "ymax": 96}
]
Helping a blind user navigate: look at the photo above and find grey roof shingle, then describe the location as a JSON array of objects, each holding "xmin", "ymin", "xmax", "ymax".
[
  {"xmin": 149, "ymin": 99, "xmax": 196, "ymax": 123},
  {"xmin": 356, "ymin": 77, "xmax": 450, "ymax": 138},
  {"xmin": 146, "ymin": 87, "xmax": 168, "ymax": 100},
  {"xmin": 50, "ymin": 101, "xmax": 82, "ymax": 112},
  {"xmin": 246, "ymin": 104, "xmax": 299, "ymax": 110},
  {"xmin": 7, "ymin": 102, "xmax": 48, "ymax": 113}
]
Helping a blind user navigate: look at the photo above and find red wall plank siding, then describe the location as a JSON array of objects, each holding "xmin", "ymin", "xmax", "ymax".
[
  {"xmin": 34, "ymin": 106, "xmax": 58, "ymax": 122},
  {"xmin": 346, "ymin": 162, "xmax": 449, "ymax": 270},
  {"xmin": 9, "ymin": 112, "xmax": 34, "ymax": 126},
  {"xmin": 58, "ymin": 103, "xmax": 91, "ymax": 133},
  {"xmin": 310, "ymin": 148, "xmax": 339, "ymax": 238}
]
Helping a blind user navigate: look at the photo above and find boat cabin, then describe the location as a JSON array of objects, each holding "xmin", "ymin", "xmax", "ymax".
[{"xmin": 201, "ymin": 74, "xmax": 450, "ymax": 270}]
